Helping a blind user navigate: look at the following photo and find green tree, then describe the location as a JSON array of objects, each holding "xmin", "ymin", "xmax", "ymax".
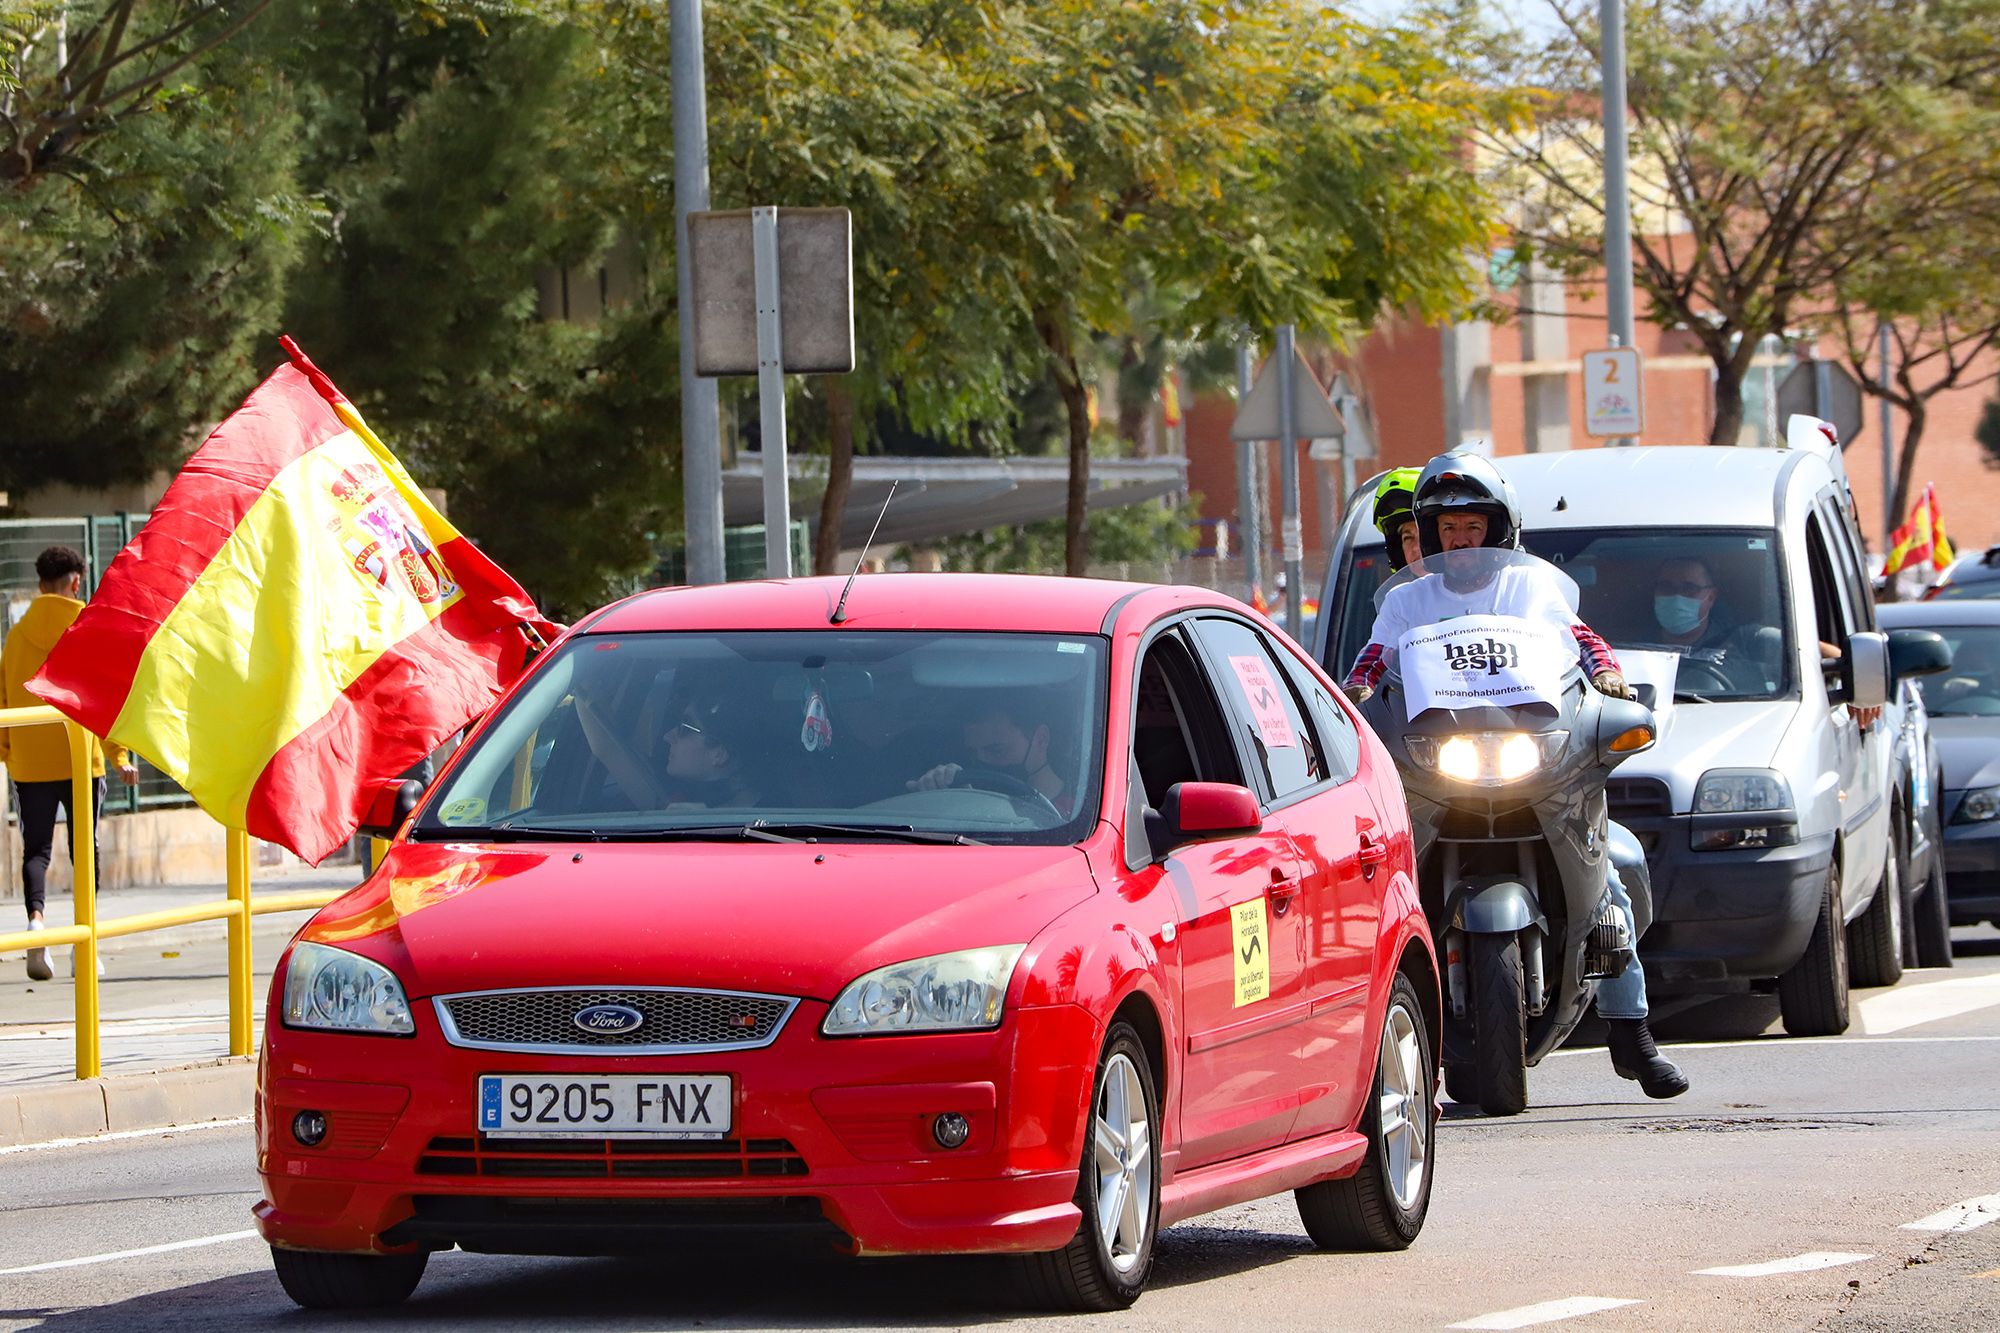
[
  {"xmin": 1492, "ymin": 0, "xmax": 2000, "ymax": 447},
  {"xmin": 0, "ymin": 1, "xmax": 309, "ymax": 498}
]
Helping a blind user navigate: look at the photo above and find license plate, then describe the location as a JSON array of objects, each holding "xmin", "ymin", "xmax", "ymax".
[{"xmin": 477, "ymin": 1074, "xmax": 732, "ymax": 1139}]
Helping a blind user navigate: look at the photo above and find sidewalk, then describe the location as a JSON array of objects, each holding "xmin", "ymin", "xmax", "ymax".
[{"xmin": 0, "ymin": 863, "xmax": 364, "ymax": 1146}]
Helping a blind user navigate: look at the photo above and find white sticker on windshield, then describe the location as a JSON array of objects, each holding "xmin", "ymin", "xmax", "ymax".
[{"xmin": 1057, "ymin": 641, "xmax": 1086, "ymax": 654}]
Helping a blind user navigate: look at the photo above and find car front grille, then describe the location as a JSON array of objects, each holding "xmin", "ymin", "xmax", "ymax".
[
  {"xmin": 418, "ymin": 1136, "xmax": 809, "ymax": 1180},
  {"xmin": 1606, "ymin": 777, "xmax": 1673, "ymax": 820},
  {"xmin": 434, "ymin": 988, "xmax": 797, "ymax": 1055}
]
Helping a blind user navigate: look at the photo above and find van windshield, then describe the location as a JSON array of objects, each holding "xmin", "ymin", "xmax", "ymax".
[{"xmin": 1327, "ymin": 528, "xmax": 1792, "ymax": 703}]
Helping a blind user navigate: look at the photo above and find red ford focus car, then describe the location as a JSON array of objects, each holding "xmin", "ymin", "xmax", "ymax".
[{"xmin": 255, "ymin": 574, "xmax": 1438, "ymax": 1311}]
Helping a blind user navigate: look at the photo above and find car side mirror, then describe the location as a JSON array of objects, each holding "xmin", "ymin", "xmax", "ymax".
[
  {"xmin": 356, "ymin": 778, "xmax": 424, "ymax": 841},
  {"xmin": 1887, "ymin": 628, "xmax": 1953, "ymax": 682},
  {"xmin": 1146, "ymin": 781, "xmax": 1261, "ymax": 860},
  {"xmin": 1834, "ymin": 631, "xmax": 1891, "ymax": 709}
]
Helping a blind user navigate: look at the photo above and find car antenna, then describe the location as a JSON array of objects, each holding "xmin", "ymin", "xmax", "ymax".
[{"xmin": 830, "ymin": 480, "xmax": 897, "ymax": 625}]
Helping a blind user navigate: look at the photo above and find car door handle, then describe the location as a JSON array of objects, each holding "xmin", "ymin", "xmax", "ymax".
[
  {"xmin": 1357, "ymin": 835, "xmax": 1387, "ymax": 879},
  {"xmin": 1268, "ymin": 868, "xmax": 1300, "ymax": 916}
]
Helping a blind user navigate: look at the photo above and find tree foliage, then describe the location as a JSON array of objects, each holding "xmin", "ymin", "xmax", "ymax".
[{"xmin": 1490, "ymin": 0, "xmax": 2000, "ymax": 448}]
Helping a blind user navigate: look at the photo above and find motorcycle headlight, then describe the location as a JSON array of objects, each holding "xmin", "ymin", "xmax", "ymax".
[
  {"xmin": 1694, "ymin": 769, "xmax": 1793, "ymax": 814},
  {"xmin": 822, "ymin": 945, "xmax": 1026, "ymax": 1036},
  {"xmin": 281, "ymin": 941, "xmax": 415, "ymax": 1036},
  {"xmin": 1405, "ymin": 731, "xmax": 1568, "ymax": 786},
  {"xmin": 1954, "ymin": 785, "xmax": 2000, "ymax": 824}
]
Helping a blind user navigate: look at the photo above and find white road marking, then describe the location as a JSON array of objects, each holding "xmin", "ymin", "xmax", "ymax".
[
  {"xmin": 1901, "ymin": 1194, "xmax": 2000, "ymax": 1233},
  {"xmin": 1447, "ymin": 1297, "xmax": 1643, "ymax": 1329},
  {"xmin": 1857, "ymin": 974, "xmax": 2000, "ymax": 1035},
  {"xmin": 1543, "ymin": 1034, "xmax": 2000, "ymax": 1059},
  {"xmin": 0, "ymin": 1229, "xmax": 259, "ymax": 1275},
  {"xmin": 1695, "ymin": 1251, "xmax": 1873, "ymax": 1277},
  {"xmin": 0, "ymin": 1116, "xmax": 251, "ymax": 1155}
]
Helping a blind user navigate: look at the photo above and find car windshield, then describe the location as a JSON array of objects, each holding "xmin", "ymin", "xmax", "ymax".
[
  {"xmin": 416, "ymin": 631, "xmax": 1107, "ymax": 845},
  {"xmin": 1911, "ymin": 626, "xmax": 2000, "ymax": 716},
  {"xmin": 1328, "ymin": 527, "xmax": 1792, "ymax": 702}
]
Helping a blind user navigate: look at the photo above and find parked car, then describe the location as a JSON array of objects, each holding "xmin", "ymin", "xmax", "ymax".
[
  {"xmin": 1922, "ymin": 545, "xmax": 2000, "ymax": 600},
  {"xmin": 1879, "ymin": 600, "xmax": 2000, "ymax": 932},
  {"xmin": 1314, "ymin": 441, "xmax": 1949, "ymax": 1037},
  {"xmin": 256, "ymin": 574, "xmax": 1438, "ymax": 1312}
]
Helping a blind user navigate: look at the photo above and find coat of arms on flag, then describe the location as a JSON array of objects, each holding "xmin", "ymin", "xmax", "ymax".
[
  {"xmin": 26, "ymin": 339, "xmax": 562, "ymax": 864},
  {"xmin": 1883, "ymin": 483, "xmax": 1956, "ymax": 577}
]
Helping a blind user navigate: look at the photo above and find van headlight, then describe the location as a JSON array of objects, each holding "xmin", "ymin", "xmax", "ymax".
[
  {"xmin": 823, "ymin": 945, "xmax": 1026, "ymax": 1036},
  {"xmin": 1405, "ymin": 732, "xmax": 1568, "ymax": 786},
  {"xmin": 281, "ymin": 942, "xmax": 415, "ymax": 1036},
  {"xmin": 1953, "ymin": 785, "xmax": 2000, "ymax": 824},
  {"xmin": 1694, "ymin": 769, "xmax": 1793, "ymax": 814}
]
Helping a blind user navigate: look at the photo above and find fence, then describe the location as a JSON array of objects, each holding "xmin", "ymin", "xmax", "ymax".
[
  {"xmin": 0, "ymin": 704, "xmax": 343, "ymax": 1079},
  {"xmin": 1, "ymin": 515, "xmax": 194, "ymax": 814}
]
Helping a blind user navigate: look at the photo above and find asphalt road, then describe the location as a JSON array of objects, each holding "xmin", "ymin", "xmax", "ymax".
[{"xmin": 3, "ymin": 930, "xmax": 1997, "ymax": 1332}]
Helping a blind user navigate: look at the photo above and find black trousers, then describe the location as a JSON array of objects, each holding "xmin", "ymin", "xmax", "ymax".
[{"xmin": 14, "ymin": 777, "xmax": 105, "ymax": 920}]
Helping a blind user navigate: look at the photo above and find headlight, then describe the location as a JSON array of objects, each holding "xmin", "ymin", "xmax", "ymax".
[
  {"xmin": 1404, "ymin": 732, "xmax": 1567, "ymax": 786},
  {"xmin": 822, "ymin": 945, "xmax": 1026, "ymax": 1036},
  {"xmin": 1954, "ymin": 785, "xmax": 2000, "ymax": 824},
  {"xmin": 1694, "ymin": 769, "xmax": 1793, "ymax": 814},
  {"xmin": 281, "ymin": 942, "xmax": 415, "ymax": 1035}
]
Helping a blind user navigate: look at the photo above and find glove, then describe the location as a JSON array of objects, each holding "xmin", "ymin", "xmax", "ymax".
[
  {"xmin": 1342, "ymin": 683, "xmax": 1373, "ymax": 706},
  {"xmin": 1592, "ymin": 670, "xmax": 1635, "ymax": 700}
]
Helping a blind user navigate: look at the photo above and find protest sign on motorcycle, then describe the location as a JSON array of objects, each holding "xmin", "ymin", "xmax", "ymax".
[{"xmin": 1396, "ymin": 614, "xmax": 1576, "ymax": 719}]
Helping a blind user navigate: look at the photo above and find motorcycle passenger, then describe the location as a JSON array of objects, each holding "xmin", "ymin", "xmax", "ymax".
[
  {"xmin": 1373, "ymin": 466, "xmax": 1425, "ymax": 573},
  {"xmin": 1345, "ymin": 451, "xmax": 1688, "ymax": 1099}
]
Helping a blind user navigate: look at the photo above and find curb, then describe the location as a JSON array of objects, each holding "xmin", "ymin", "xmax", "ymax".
[{"xmin": 0, "ymin": 1058, "xmax": 254, "ymax": 1149}]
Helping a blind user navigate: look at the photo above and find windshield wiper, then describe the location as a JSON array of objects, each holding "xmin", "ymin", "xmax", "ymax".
[
  {"xmin": 742, "ymin": 820, "xmax": 986, "ymax": 846},
  {"xmin": 464, "ymin": 820, "xmax": 774, "ymax": 843},
  {"xmin": 1673, "ymin": 690, "xmax": 1717, "ymax": 704}
]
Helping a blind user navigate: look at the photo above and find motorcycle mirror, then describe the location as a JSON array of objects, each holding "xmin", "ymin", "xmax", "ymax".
[{"xmin": 1597, "ymin": 697, "xmax": 1657, "ymax": 759}]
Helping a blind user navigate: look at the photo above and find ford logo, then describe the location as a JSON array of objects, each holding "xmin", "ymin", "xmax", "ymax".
[{"xmin": 573, "ymin": 1003, "xmax": 645, "ymax": 1036}]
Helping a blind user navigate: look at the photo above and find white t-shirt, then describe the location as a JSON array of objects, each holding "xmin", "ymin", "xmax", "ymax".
[{"xmin": 1369, "ymin": 566, "xmax": 1582, "ymax": 665}]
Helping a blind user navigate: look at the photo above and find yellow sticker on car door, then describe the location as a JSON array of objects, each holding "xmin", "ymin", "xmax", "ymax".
[{"xmin": 1232, "ymin": 899, "xmax": 1269, "ymax": 1006}]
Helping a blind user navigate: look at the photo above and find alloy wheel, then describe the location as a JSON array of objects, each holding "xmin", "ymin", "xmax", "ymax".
[
  {"xmin": 1379, "ymin": 1001, "xmax": 1430, "ymax": 1210},
  {"xmin": 1092, "ymin": 1051, "xmax": 1154, "ymax": 1274}
]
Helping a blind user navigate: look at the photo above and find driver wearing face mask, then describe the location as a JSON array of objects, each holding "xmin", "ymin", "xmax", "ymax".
[{"xmin": 1650, "ymin": 557, "xmax": 1734, "ymax": 646}]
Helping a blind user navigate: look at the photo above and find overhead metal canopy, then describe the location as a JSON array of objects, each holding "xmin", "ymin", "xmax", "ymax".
[{"xmin": 722, "ymin": 454, "xmax": 1188, "ymax": 550}]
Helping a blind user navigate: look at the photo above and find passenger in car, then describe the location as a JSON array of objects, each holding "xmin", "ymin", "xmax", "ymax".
[{"xmin": 577, "ymin": 686, "xmax": 770, "ymax": 810}]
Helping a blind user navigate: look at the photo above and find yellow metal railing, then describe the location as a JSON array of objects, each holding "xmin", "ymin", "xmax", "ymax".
[{"xmin": 0, "ymin": 704, "xmax": 343, "ymax": 1078}]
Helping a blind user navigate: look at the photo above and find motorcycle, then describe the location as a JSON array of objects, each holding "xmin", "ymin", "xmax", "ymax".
[{"xmin": 1357, "ymin": 547, "xmax": 1658, "ymax": 1116}]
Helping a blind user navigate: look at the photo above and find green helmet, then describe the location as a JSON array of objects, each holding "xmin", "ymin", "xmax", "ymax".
[{"xmin": 1372, "ymin": 467, "xmax": 1422, "ymax": 570}]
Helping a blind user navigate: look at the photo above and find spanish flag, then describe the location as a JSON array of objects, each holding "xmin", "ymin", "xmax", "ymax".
[
  {"xmin": 1882, "ymin": 484, "xmax": 1956, "ymax": 576},
  {"xmin": 27, "ymin": 339, "xmax": 559, "ymax": 864}
]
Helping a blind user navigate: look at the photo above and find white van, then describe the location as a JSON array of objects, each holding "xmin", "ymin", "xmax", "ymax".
[{"xmin": 1314, "ymin": 439, "xmax": 1950, "ymax": 1034}]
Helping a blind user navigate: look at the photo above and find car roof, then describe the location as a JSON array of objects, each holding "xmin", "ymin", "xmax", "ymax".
[
  {"xmin": 1878, "ymin": 600, "xmax": 2000, "ymax": 627},
  {"xmin": 1490, "ymin": 447, "xmax": 1815, "ymax": 532},
  {"xmin": 579, "ymin": 573, "xmax": 1229, "ymax": 636}
]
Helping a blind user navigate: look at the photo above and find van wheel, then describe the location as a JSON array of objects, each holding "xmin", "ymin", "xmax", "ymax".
[
  {"xmin": 1018, "ymin": 1022, "xmax": 1159, "ymax": 1312},
  {"xmin": 1297, "ymin": 973, "xmax": 1435, "ymax": 1250},
  {"xmin": 1779, "ymin": 865, "xmax": 1850, "ymax": 1036},
  {"xmin": 270, "ymin": 1246, "xmax": 427, "ymax": 1310},
  {"xmin": 1914, "ymin": 859, "xmax": 1955, "ymax": 969},
  {"xmin": 1468, "ymin": 934, "xmax": 1528, "ymax": 1116},
  {"xmin": 1850, "ymin": 845, "xmax": 1904, "ymax": 988}
]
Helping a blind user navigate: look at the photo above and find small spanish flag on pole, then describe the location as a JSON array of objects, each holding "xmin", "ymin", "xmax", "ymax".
[
  {"xmin": 26, "ymin": 339, "xmax": 560, "ymax": 864},
  {"xmin": 1882, "ymin": 483, "xmax": 1956, "ymax": 576}
]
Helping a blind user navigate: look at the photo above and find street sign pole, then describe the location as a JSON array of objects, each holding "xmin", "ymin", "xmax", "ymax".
[
  {"xmin": 1276, "ymin": 324, "xmax": 1303, "ymax": 642},
  {"xmin": 1236, "ymin": 342, "xmax": 1262, "ymax": 605},
  {"xmin": 1879, "ymin": 322, "xmax": 1896, "ymax": 548},
  {"xmin": 1600, "ymin": 0, "xmax": 1638, "ymax": 447},
  {"xmin": 672, "ymin": 0, "xmax": 725, "ymax": 585},
  {"xmin": 751, "ymin": 207, "xmax": 792, "ymax": 578}
]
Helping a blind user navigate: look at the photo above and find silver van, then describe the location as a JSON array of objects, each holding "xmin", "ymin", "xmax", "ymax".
[{"xmin": 1314, "ymin": 443, "xmax": 1951, "ymax": 1035}]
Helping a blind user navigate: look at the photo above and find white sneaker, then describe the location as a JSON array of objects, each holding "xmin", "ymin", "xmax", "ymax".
[
  {"xmin": 68, "ymin": 947, "xmax": 105, "ymax": 979},
  {"xmin": 25, "ymin": 920, "xmax": 52, "ymax": 982}
]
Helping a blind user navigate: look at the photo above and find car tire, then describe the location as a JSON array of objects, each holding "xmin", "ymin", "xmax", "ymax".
[
  {"xmin": 1443, "ymin": 1061, "xmax": 1478, "ymax": 1106},
  {"xmin": 1468, "ymin": 933, "xmax": 1528, "ymax": 1117},
  {"xmin": 1914, "ymin": 858, "xmax": 1955, "ymax": 969},
  {"xmin": 1850, "ymin": 845, "xmax": 1905, "ymax": 988},
  {"xmin": 269, "ymin": 1246, "xmax": 427, "ymax": 1310},
  {"xmin": 1296, "ymin": 972, "xmax": 1435, "ymax": 1250},
  {"xmin": 1020, "ymin": 1021, "xmax": 1160, "ymax": 1312},
  {"xmin": 1779, "ymin": 864, "xmax": 1851, "ymax": 1037}
]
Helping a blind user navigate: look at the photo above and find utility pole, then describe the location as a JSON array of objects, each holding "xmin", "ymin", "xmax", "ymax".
[
  {"xmin": 1600, "ymin": 0, "xmax": 1637, "ymax": 447},
  {"xmin": 1276, "ymin": 324, "xmax": 1303, "ymax": 643},
  {"xmin": 1236, "ymin": 342, "xmax": 1262, "ymax": 607},
  {"xmin": 673, "ymin": 0, "xmax": 725, "ymax": 584},
  {"xmin": 1879, "ymin": 322, "xmax": 1896, "ymax": 548}
]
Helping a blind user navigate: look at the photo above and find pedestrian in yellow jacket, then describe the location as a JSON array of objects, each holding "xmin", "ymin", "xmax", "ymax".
[{"xmin": 2, "ymin": 546, "xmax": 135, "ymax": 980}]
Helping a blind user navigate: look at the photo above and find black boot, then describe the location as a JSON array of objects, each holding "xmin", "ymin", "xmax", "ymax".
[{"xmin": 1606, "ymin": 1018, "xmax": 1688, "ymax": 1099}]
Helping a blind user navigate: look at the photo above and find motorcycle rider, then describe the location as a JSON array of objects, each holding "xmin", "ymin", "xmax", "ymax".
[
  {"xmin": 1373, "ymin": 467, "xmax": 1425, "ymax": 573},
  {"xmin": 1346, "ymin": 451, "xmax": 1688, "ymax": 1099}
]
